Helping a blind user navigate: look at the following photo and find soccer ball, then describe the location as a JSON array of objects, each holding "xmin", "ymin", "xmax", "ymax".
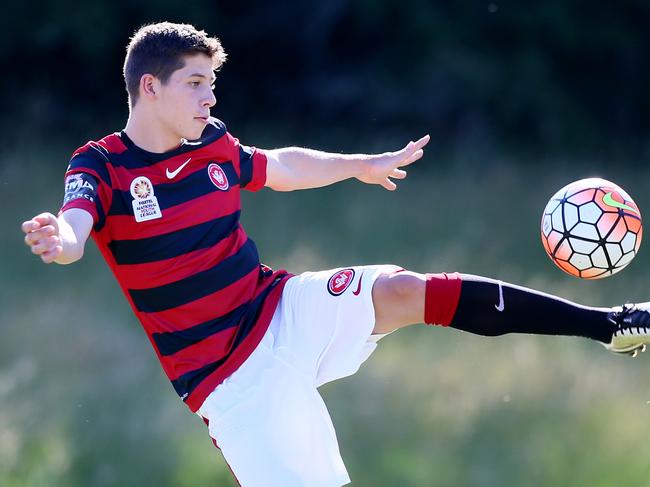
[{"xmin": 541, "ymin": 178, "xmax": 642, "ymax": 279}]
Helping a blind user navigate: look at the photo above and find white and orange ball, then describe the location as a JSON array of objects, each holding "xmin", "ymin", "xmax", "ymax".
[{"xmin": 541, "ymin": 178, "xmax": 642, "ymax": 279}]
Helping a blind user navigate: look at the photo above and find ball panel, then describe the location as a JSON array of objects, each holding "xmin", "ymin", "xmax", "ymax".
[
  {"xmin": 544, "ymin": 199, "xmax": 561, "ymax": 215},
  {"xmin": 563, "ymin": 203, "xmax": 579, "ymax": 230},
  {"xmin": 569, "ymin": 238, "xmax": 598, "ymax": 254},
  {"xmin": 567, "ymin": 188, "xmax": 595, "ymax": 205},
  {"xmin": 542, "ymin": 214, "xmax": 553, "ymax": 237},
  {"xmin": 555, "ymin": 240, "xmax": 573, "ymax": 260},
  {"xmin": 610, "ymin": 266, "xmax": 625, "ymax": 277},
  {"xmin": 625, "ymin": 215, "xmax": 642, "ymax": 234},
  {"xmin": 596, "ymin": 212, "xmax": 618, "ymax": 239},
  {"xmin": 605, "ymin": 243, "xmax": 623, "ymax": 265},
  {"xmin": 551, "ymin": 205, "xmax": 565, "ymax": 233},
  {"xmin": 608, "ymin": 218, "xmax": 627, "ymax": 242},
  {"xmin": 578, "ymin": 202, "xmax": 602, "ymax": 224},
  {"xmin": 590, "ymin": 246, "xmax": 609, "ymax": 268},
  {"xmin": 617, "ymin": 252, "xmax": 636, "ymax": 269},
  {"xmin": 545, "ymin": 230, "xmax": 563, "ymax": 254},
  {"xmin": 621, "ymin": 232, "xmax": 637, "ymax": 253},
  {"xmin": 572, "ymin": 222, "xmax": 599, "ymax": 241},
  {"xmin": 581, "ymin": 267, "xmax": 610, "ymax": 279},
  {"xmin": 569, "ymin": 253, "xmax": 591, "ymax": 271},
  {"xmin": 556, "ymin": 258, "xmax": 580, "ymax": 277}
]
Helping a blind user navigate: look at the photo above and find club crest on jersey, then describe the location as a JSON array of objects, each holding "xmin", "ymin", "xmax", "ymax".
[
  {"xmin": 130, "ymin": 176, "xmax": 162, "ymax": 222},
  {"xmin": 208, "ymin": 163, "xmax": 229, "ymax": 190},
  {"xmin": 327, "ymin": 269, "xmax": 356, "ymax": 296}
]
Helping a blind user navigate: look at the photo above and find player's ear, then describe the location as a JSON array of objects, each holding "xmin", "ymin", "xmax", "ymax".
[{"xmin": 140, "ymin": 74, "xmax": 160, "ymax": 100}]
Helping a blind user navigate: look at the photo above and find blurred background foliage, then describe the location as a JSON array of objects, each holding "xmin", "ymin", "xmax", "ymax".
[{"xmin": 2, "ymin": 1, "xmax": 650, "ymax": 486}]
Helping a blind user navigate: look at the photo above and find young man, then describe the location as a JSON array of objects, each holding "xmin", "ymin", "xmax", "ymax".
[{"xmin": 21, "ymin": 22, "xmax": 650, "ymax": 486}]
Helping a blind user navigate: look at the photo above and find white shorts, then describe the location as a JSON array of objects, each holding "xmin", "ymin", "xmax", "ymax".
[{"xmin": 197, "ymin": 264, "xmax": 399, "ymax": 487}]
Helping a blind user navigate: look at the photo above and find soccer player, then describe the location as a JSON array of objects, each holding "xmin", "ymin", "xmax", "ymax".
[{"xmin": 21, "ymin": 22, "xmax": 650, "ymax": 486}]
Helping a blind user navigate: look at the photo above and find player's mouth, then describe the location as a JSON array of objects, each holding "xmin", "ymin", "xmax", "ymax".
[{"xmin": 194, "ymin": 116, "xmax": 209, "ymax": 124}]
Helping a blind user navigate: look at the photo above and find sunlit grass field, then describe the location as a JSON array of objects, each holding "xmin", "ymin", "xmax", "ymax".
[{"xmin": 2, "ymin": 140, "xmax": 650, "ymax": 486}]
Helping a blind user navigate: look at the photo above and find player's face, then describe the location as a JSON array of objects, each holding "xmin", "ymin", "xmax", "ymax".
[{"xmin": 155, "ymin": 53, "xmax": 217, "ymax": 141}]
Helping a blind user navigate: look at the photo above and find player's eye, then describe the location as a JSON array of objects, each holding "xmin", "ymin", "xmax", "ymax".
[{"xmin": 190, "ymin": 81, "xmax": 201, "ymax": 87}]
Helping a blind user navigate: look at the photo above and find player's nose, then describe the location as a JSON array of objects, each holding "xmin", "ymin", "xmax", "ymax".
[{"xmin": 203, "ymin": 90, "xmax": 216, "ymax": 108}]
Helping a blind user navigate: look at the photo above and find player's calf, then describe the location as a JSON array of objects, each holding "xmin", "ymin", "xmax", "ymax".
[{"xmin": 423, "ymin": 273, "xmax": 629, "ymax": 348}]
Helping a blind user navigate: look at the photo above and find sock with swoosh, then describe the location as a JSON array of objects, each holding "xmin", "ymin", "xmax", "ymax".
[{"xmin": 447, "ymin": 274, "xmax": 615, "ymax": 342}]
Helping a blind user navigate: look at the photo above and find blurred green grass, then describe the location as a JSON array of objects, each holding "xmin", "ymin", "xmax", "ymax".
[{"xmin": 2, "ymin": 143, "xmax": 650, "ymax": 486}]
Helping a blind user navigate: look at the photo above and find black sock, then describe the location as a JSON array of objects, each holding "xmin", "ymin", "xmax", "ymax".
[{"xmin": 449, "ymin": 274, "xmax": 616, "ymax": 343}]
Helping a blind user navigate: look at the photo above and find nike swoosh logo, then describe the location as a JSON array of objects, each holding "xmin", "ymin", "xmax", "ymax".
[
  {"xmin": 495, "ymin": 281, "xmax": 504, "ymax": 312},
  {"xmin": 166, "ymin": 158, "xmax": 192, "ymax": 179},
  {"xmin": 603, "ymin": 192, "xmax": 640, "ymax": 215},
  {"xmin": 352, "ymin": 272, "xmax": 364, "ymax": 296}
]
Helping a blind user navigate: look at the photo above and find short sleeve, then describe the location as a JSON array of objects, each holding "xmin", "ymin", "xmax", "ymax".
[
  {"xmin": 59, "ymin": 145, "xmax": 113, "ymax": 231},
  {"xmin": 226, "ymin": 132, "xmax": 267, "ymax": 192}
]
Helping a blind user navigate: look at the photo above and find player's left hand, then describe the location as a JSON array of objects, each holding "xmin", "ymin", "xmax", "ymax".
[{"xmin": 357, "ymin": 135, "xmax": 430, "ymax": 190}]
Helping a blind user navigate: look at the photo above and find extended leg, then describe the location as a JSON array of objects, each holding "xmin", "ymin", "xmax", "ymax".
[{"xmin": 372, "ymin": 270, "xmax": 650, "ymax": 355}]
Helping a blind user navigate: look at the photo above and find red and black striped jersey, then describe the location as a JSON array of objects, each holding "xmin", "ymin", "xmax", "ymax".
[{"xmin": 60, "ymin": 118, "xmax": 291, "ymax": 412}]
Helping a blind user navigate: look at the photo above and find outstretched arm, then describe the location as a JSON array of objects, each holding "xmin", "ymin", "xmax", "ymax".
[
  {"xmin": 264, "ymin": 135, "xmax": 430, "ymax": 191},
  {"xmin": 22, "ymin": 209, "xmax": 93, "ymax": 264}
]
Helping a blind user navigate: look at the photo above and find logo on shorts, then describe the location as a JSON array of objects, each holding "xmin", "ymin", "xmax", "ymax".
[
  {"xmin": 327, "ymin": 268, "xmax": 355, "ymax": 296},
  {"xmin": 208, "ymin": 163, "xmax": 229, "ymax": 190}
]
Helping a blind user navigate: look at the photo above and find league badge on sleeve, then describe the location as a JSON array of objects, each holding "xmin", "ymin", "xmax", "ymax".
[{"xmin": 130, "ymin": 176, "xmax": 162, "ymax": 222}]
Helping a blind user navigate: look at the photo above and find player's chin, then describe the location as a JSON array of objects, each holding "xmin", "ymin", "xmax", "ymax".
[{"xmin": 185, "ymin": 118, "xmax": 208, "ymax": 138}]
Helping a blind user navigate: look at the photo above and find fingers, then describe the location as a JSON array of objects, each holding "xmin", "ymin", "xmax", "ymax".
[
  {"xmin": 392, "ymin": 135, "xmax": 428, "ymax": 169},
  {"xmin": 22, "ymin": 213, "xmax": 58, "ymax": 234},
  {"xmin": 33, "ymin": 212, "xmax": 58, "ymax": 227},
  {"xmin": 23, "ymin": 225, "xmax": 57, "ymax": 245},
  {"xmin": 412, "ymin": 134, "xmax": 430, "ymax": 151},
  {"xmin": 381, "ymin": 178, "xmax": 397, "ymax": 191},
  {"xmin": 398, "ymin": 149, "xmax": 424, "ymax": 168},
  {"xmin": 23, "ymin": 212, "xmax": 62, "ymax": 263},
  {"xmin": 40, "ymin": 245, "xmax": 63, "ymax": 264},
  {"xmin": 29, "ymin": 235, "xmax": 61, "ymax": 255},
  {"xmin": 22, "ymin": 220, "xmax": 41, "ymax": 233},
  {"xmin": 382, "ymin": 169, "xmax": 406, "ymax": 190},
  {"xmin": 401, "ymin": 134, "xmax": 430, "ymax": 154}
]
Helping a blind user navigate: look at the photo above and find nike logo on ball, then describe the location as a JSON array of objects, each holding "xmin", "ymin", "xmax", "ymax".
[
  {"xmin": 166, "ymin": 158, "xmax": 192, "ymax": 179},
  {"xmin": 495, "ymin": 281, "xmax": 505, "ymax": 312},
  {"xmin": 603, "ymin": 192, "xmax": 640, "ymax": 215}
]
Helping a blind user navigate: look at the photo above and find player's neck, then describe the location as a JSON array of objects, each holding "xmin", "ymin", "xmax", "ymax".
[{"xmin": 124, "ymin": 110, "xmax": 183, "ymax": 154}]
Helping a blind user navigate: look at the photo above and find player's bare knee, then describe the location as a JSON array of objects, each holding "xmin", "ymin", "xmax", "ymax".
[
  {"xmin": 372, "ymin": 270, "xmax": 425, "ymax": 332},
  {"xmin": 374, "ymin": 270, "xmax": 423, "ymax": 302}
]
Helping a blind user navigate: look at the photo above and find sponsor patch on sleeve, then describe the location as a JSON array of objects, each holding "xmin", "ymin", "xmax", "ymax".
[{"xmin": 63, "ymin": 173, "xmax": 99, "ymax": 205}]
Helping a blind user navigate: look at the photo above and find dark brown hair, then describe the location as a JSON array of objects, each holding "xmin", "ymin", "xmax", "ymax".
[{"xmin": 123, "ymin": 22, "xmax": 227, "ymax": 107}]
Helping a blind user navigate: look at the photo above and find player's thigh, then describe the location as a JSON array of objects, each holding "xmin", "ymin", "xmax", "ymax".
[
  {"xmin": 276, "ymin": 264, "xmax": 400, "ymax": 386},
  {"xmin": 201, "ymin": 346, "xmax": 349, "ymax": 487}
]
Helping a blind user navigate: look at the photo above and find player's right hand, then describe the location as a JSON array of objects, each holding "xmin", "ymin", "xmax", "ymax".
[{"xmin": 22, "ymin": 212, "xmax": 63, "ymax": 264}]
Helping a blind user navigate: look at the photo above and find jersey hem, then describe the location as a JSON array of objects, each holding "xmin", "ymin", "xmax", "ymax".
[{"xmin": 185, "ymin": 273, "xmax": 292, "ymax": 412}]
